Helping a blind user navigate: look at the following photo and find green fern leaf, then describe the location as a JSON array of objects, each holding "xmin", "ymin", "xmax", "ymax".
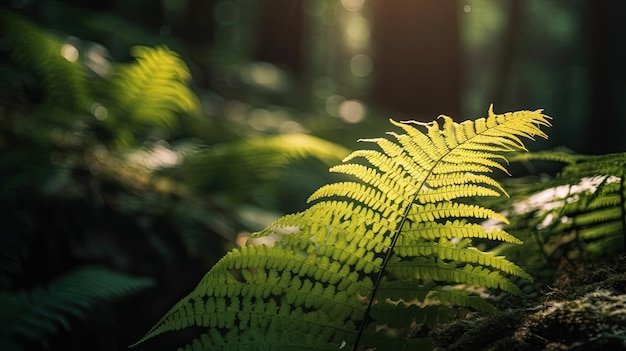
[
  {"xmin": 95, "ymin": 45, "xmax": 201, "ymax": 146},
  {"xmin": 179, "ymin": 133, "xmax": 350, "ymax": 201},
  {"xmin": 0, "ymin": 9, "xmax": 89, "ymax": 111},
  {"xmin": 133, "ymin": 105, "xmax": 550, "ymax": 350},
  {"xmin": 503, "ymin": 150, "xmax": 626, "ymax": 259},
  {"xmin": 0, "ymin": 266, "xmax": 153, "ymax": 350}
]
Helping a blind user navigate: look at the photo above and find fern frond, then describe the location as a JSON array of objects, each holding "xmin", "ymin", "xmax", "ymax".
[
  {"xmin": 96, "ymin": 45, "xmax": 201, "ymax": 145},
  {"xmin": 503, "ymin": 151, "xmax": 626, "ymax": 258},
  {"xmin": 0, "ymin": 9, "xmax": 89, "ymax": 111},
  {"xmin": 134, "ymin": 106, "xmax": 550, "ymax": 350},
  {"xmin": 180, "ymin": 133, "xmax": 350, "ymax": 199},
  {"xmin": 0, "ymin": 266, "xmax": 153, "ymax": 350}
]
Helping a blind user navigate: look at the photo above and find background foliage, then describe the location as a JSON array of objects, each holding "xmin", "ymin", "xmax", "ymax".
[{"xmin": 0, "ymin": 1, "xmax": 624, "ymax": 350}]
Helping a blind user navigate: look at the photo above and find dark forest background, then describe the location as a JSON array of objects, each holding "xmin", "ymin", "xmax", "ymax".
[{"xmin": 1, "ymin": 1, "xmax": 625, "ymax": 350}]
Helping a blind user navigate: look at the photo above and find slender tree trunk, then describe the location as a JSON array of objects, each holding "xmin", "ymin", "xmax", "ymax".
[
  {"xmin": 174, "ymin": 0, "xmax": 216, "ymax": 44},
  {"xmin": 254, "ymin": 0, "xmax": 305, "ymax": 75},
  {"xmin": 254, "ymin": 0, "xmax": 307, "ymax": 107},
  {"xmin": 491, "ymin": 0, "xmax": 523, "ymax": 109},
  {"xmin": 584, "ymin": 1, "xmax": 626, "ymax": 154},
  {"xmin": 370, "ymin": 0, "xmax": 461, "ymax": 120}
]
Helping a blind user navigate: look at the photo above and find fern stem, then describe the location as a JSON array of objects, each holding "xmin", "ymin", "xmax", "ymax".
[
  {"xmin": 352, "ymin": 205, "xmax": 413, "ymax": 350},
  {"xmin": 352, "ymin": 172, "xmax": 433, "ymax": 350},
  {"xmin": 619, "ymin": 169, "xmax": 626, "ymax": 251}
]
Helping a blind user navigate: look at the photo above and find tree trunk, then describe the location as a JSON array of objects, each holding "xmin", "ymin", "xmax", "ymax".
[
  {"xmin": 584, "ymin": 1, "xmax": 626, "ymax": 154},
  {"xmin": 370, "ymin": 0, "xmax": 461, "ymax": 120}
]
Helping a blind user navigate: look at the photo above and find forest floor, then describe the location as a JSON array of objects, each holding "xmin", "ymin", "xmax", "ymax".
[{"xmin": 430, "ymin": 254, "xmax": 626, "ymax": 351}]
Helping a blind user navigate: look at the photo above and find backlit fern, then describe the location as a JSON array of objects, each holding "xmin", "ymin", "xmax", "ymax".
[
  {"xmin": 0, "ymin": 10, "xmax": 363, "ymax": 351},
  {"xmin": 179, "ymin": 133, "xmax": 350, "ymax": 205},
  {"xmin": 133, "ymin": 106, "xmax": 551, "ymax": 350},
  {"xmin": 1, "ymin": 9, "xmax": 200, "ymax": 148},
  {"xmin": 90, "ymin": 45, "xmax": 202, "ymax": 148},
  {"xmin": 98, "ymin": 45, "xmax": 201, "ymax": 134},
  {"xmin": 501, "ymin": 150, "xmax": 626, "ymax": 260}
]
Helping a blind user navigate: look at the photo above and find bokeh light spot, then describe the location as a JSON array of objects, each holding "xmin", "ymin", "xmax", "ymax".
[
  {"xmin": 85, "ymin": 44, "xmax": 111, "ymax": 77},
  {"xmin": 341, "ymin": 0, "xmax": 365, "ymax": 12},
  {"xmin": 60, "ymin": 44, "xmax": 79, "ymax": 62},
  {"xmin": 247, "ymin": 62, "xmax": 284, "ymax": 90},
  {"xmin": 279, "ymin": 120, "xmax": 306, "ymax": 134},
  {"xmin": 346, "ymin": 16, "xmax": 371, "ymax": 43},
  {"xmin": 350, "ymin": 54, "xmax": 373, "ymax": 77},
  {"xmin": 338, "ymin": 100, "xmax": 366, "ymax": 123},
  {"xmin": 90, "ymin": 103, "xmax": 108, "ymax": 121},
  {"xmin": 126, "ymin": 141, "xmax": 182, "ymax": 170}
]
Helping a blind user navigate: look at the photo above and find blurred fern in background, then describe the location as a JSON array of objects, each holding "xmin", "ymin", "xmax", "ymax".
[
  {"xmin": 490, "ymin": 150, "xmax": 626, "ymax": 269},
  {"xmin": 0, "ymin": 8, "xmax": 348, "ymax": 350},
  {"xmin": 0, "ymin": 267, "xmax": 154, "ymax": 351}
]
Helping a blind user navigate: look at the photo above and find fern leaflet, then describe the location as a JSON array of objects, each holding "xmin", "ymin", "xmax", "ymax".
[{"xmin": 0, "ymin": 266, "xmax": 153, "ymax": 351}]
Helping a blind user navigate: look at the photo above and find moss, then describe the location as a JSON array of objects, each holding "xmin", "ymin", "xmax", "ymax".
[
  {"xmin": 431, "ymin": 254, "xmax": 626, "ymax": 351},
  {"xmin": 430, "ymin": 311, "xmax": 526, "ymax": 351}
]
